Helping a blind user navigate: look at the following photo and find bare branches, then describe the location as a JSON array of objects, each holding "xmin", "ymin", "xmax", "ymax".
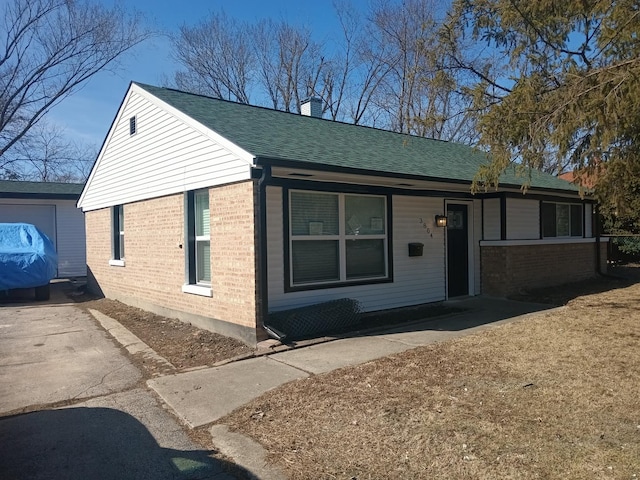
[
  {"xmin": 1, "ymin": 120, "xmax": 95, "ymax": 182},
  {"xmin": 0, "ymin": 0, "xmax": 152, "ymax": 160},
  {"xmin": 172, "ymin": 12, "xmax": 253, "ymax": 103},
  {"xmin": 168, "ymin": 1, "xmax": 478, "ymax": 143}
]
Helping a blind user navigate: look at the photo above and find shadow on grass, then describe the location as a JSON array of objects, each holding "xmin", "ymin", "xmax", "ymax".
[
  {"xmin": 508, "ymin": 263, "xmax": 640, "ymax": 306},
  {"xmin": 0, "ymin": 407, "xmax": 249, "ymax": 480},
  {"xmin": 283, "ymin": 297, "xmax": 559, "ymax": 346},
  {"xmin": 291, "ymin": 266, "xmax": 640, "ymax": 343}
]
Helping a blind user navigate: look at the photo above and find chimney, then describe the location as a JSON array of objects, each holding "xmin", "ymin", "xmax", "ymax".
[{"xmin": 300, "ymin": 97, "xmax": 322, "ymax": 118}]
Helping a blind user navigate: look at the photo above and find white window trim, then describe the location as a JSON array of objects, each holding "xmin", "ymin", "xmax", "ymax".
[
  {"xmin": 195, "ymin": 234, "xmax": 210, "ymax": 284},
  {"xmin": 184, "ymin": 189, "xmax": 212, "ymax": 292},
  {"xmin": 289, "ymin": 190, "xmax": 388, "ymax": 287},
  {"xmin": 181, "ymin": 284, "xmax": 212, "ymax": 297},
  {"xmin": 112, "ymin": 204, "xmax": 124, "ymax": 261}
]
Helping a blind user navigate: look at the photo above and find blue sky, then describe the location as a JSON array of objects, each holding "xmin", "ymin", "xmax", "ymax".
[{"xmin": 49, "ymin": 0, "xmax": 368, "ymax": 149}]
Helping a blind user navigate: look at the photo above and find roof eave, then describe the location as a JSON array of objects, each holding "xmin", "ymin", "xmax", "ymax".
[
  {"xmin": 254, "ymin": 156, "xmax": 582, "ymax": 196},
  {"xmin": 254, "ymin": 156, "xmax": 473, "ymax": 187},
  {"xmin": 0, "ymin": 192, "xmax": 80, "ymax": 200}
]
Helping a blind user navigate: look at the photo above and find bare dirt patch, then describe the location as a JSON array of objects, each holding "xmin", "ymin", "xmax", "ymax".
[
  {"xmin": 219, "ymin": 268, "xmax": 640, "ymax": 479},
  {"xmin": 76, "ymin": 297, "xmax": 253, "ymax": 374}
]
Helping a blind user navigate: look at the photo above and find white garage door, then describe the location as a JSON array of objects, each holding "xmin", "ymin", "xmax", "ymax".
[{"xmin": 0, "ymin": 204, "xmax": 57, "ymax": 248}]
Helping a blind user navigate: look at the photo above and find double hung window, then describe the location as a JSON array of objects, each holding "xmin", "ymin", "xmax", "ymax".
[
  {"xmin": 109, "ymin": 205, "xmax": 125, "ymax": 266},
  {"xmin": 183, "ymin": 190, "xmax": 211, "ymax": 296},
  {"xmin": 194, "ymin": 190, "xmax": 211, "ymax": 284},
  {"xmin": 542, "ymin": 202, "xmax": 583, "ymax": 238},
  {"xmin": 289, "ymin": 190, "xmax": 388, "ymax": 288}
]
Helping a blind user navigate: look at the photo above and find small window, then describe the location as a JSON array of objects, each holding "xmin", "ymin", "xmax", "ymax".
[
  {"xmin": 288, "ymin": 190, "xmax": 388, "ymax": 288},
  {"xmin": 112, "ymin": 204, "xmax": 124, "ymax": 261},
  {"xmin": 542, "ymin": 202, "xmax": 583, "ymax": 238},
  {"xmin": 194, "ymin": 190, "xmax": 211, "ymax": 284},
  {"xmin": 129, "ymin": 116, "xmax": 136, "ymax": 135},
  {"xmin": 184, "ymin": 190, "xmax": 211, "ymax": 290}
]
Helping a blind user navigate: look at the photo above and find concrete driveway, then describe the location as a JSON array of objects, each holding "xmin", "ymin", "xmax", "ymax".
[
  {"xmin": 0, "ymin": 284, "xmax": 237, "ymax": 479},
  {"xmin": 0, "ymin": 292, "xmax": 140, "ymax": 414}
]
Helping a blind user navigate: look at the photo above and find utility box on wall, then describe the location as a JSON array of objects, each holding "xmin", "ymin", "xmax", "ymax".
[{"xmin": 408, "ymin": 242, "xmax": 424, "ymax": 257}]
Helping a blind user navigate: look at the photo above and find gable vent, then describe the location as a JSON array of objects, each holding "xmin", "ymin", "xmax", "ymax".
[{"xmin": 129, "ymin": 116, "xmax": 137, "ymax": 135}]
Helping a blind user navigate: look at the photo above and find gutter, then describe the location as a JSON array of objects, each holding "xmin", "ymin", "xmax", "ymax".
[
  {"xmin": 253, "ymin": 156, "xmax": 582, "ymax": 197},
  {"xmin": 256, "ymin": 163, "xmax": 272, "ymax": 336}
]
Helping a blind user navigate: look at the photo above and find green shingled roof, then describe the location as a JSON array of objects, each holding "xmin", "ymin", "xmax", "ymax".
[
  {"xmin": 136, "ymin": 83, "xmax": 578, "ymax": 193},
  {"xmin": 0, "ymin": 180, "xmax": 83, "ymax": 198}
]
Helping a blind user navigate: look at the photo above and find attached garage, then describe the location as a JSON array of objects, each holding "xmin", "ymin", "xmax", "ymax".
[{"xmin": 0, "ymin": 180, "xmax": 86, "ymax": 278}]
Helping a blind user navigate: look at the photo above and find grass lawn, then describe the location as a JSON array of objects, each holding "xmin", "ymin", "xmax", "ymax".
[{"xmin": 220, "ymin": 280, "xmax": 640, "ymax": 479}]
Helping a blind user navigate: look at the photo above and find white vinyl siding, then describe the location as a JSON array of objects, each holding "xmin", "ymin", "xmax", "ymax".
[
  {"xmin": 0, "ymin": 204, "xmax": 55, "ymax": 246},
  {"xmin": 506, "ymin": 198, "xmax": 540, "ymax": 240},
  {"xmin": 268, "ymin": 188, "xmax": 447, "ymax": 313},
  {"xmin": 55, "ymin": 202, "xmax": 87, "ymax": 277},
  {"xmin": 0, "ymin": 199, "xmax": 86, "ymax": 277},
  {"xmin": 79, "ymin": 88, "xmax": 253, "ymax": 212},
  {"xmin": 483, "ymin": 198, "xmax": 501, "ymax": 240}
]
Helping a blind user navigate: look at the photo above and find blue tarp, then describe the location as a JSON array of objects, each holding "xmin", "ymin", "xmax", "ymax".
[{"xmin": 0, "ymin": 223, "xmax": 58, "ymax": 290}]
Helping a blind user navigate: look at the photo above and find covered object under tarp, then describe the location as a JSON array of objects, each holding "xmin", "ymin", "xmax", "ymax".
[{"xmin": 0, "ymin": 223, "xmax": 58, "ymax": 290}]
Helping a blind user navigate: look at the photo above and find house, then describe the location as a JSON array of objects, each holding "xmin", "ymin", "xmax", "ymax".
[
  {"xmin": 1, "ymin": 180, "xmax": 86, "ymax": 278},
  {"xmin": 78, "ymin": 83, "xmax": 606, "ymax": 345},
  {"xmin": 559, "ymin": 169, "xmax": 598, "ymax": 189}
]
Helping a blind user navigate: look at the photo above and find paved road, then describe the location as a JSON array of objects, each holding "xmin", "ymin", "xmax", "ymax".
[{"xmin": 0, "ymin": 287, "xmax": 238, "ymax": 480}]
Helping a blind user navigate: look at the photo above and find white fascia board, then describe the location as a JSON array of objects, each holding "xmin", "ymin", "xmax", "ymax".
[{"xmin": 132, "ymin": 84, "xmax": 256, "ymax": 167}]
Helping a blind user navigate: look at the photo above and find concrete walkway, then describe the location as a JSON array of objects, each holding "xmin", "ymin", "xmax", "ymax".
[{"xmin": 148, "ymin": 296, "xmax": 556, "ymax": 428}]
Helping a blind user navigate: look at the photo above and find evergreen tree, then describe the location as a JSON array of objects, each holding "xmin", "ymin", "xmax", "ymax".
[{"xmin": 446, "ymin": 0, "xmax": 640, "ymax": 223}]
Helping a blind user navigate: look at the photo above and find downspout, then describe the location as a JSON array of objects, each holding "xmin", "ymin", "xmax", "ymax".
[
  {"xmin": 256, "ymin": 163, "xmax": 272, "ymax": 337},
  {"xmin": 595, "ymin": 203, "xmax": 602, "ymax": 275}
]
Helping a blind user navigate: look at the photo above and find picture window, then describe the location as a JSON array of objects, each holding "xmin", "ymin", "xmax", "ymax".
[{"xmin": 288, "ymin": 190, "xmax": 388, "ymax": 287}]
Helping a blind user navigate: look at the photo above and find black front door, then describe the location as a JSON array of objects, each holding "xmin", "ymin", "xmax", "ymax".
[{"xmin": 447, "ymin": 204, "xmax": 469, "ymax": 297}]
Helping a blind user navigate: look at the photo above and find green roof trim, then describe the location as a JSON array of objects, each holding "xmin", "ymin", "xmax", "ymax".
[
  {"xmin": 135, "ymin": 83, "xmax": 578, "ymax": 193},
  {"xmin": 0, "ymin": 180, "xmax": 83, "ymax": 198}
]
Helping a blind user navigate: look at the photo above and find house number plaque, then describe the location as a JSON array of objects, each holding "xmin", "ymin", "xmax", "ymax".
[{"xmin": 418, "ymin": 218, "xmax": 433, "ymax": 237}]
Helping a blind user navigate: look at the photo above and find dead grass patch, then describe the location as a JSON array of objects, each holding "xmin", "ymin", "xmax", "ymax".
[{"xmin": 221, "ymin": 282, "xmax": 640, "ymax": 479}]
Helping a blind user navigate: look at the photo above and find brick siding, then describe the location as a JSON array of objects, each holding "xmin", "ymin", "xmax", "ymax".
[
  {"xmin": 85, "ymin": 181, "xmax": 260, "ymax": 344},
  {"xmin": 481, "ymin": 241, "xmax": 608, "ymax": 296}
]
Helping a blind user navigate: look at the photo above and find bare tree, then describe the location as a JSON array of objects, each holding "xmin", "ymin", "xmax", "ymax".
[
  {"xmin": 252, "ymin": 19, "xmax": 329, "ymax": 112},
  {"xmin": 3, "ymin": 121, "xmax": 96, "ymax": 182},
  {"xmin": 323, "ymin": 0, "xmax": 392, "ymax": 124},
  {"xmin": 173, "ymin": 12, "xmax": 253, "ymax": 103},
  {"xmin": 0, "ymin": 0, "xmax": 151, "ymax": 160},
  {"xmin": 172, "ymin": 14, "xmax": 331, "ymax": 113},
  {"xmin": 358, "ymin": 0, "xmax": 477, "ymax": 142},
  {"xmin": 167, "ymin": 2, "xmax": 477, "ymax": 143}
]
